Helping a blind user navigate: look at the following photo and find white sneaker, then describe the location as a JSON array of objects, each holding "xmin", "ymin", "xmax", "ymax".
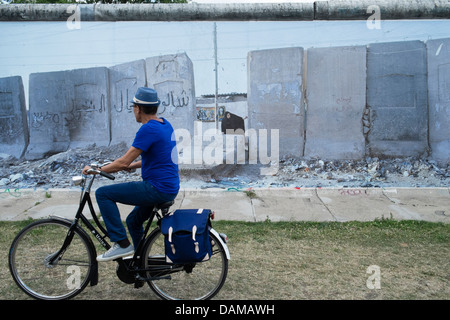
[{"xmin": 97, "ymin": 243, "xmax": 134, "ymax": 262}]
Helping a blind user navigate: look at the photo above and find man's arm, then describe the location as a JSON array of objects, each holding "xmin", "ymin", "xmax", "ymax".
[
  {"xmin": 127, "ymin": 160, "xmax": 142, "ymax": 170},
  {"xmin": 82, "ymin": 146, "xmax": 142, "ymax": 175}
]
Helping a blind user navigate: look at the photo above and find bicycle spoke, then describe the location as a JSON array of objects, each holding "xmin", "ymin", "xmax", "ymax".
[
  {"xmin": 143, "ymin": 229, "xmax": 228, "ymax": 300},
  {"xmin": 9, "ymin": 219, "xmax": 94, "ymax": 300}
]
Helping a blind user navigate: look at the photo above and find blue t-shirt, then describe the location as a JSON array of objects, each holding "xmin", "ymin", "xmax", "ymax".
[{"xmin": 132, "ymin": 118, "xmax": 179, "ymax": 194}]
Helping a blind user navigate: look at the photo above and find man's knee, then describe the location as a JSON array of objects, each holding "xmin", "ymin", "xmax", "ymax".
[{"xmin": 95, "ymin": 186, "xmax": 109, "ymax": 200}]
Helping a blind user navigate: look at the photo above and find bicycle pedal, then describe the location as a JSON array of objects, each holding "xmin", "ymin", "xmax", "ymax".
[{"xmin": 134, "ymin": 280, "xmax": 145, "ymax": 289}]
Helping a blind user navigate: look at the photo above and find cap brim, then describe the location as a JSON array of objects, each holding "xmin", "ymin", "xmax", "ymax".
[{"xmin": 130, "ymin": 97, "xmax": 160, "ymax": 105}]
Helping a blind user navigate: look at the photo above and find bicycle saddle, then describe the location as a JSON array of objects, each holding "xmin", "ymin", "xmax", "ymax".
[{"xmin": 155, "ymin": 201, "xmax": 174, "ymax": 210}]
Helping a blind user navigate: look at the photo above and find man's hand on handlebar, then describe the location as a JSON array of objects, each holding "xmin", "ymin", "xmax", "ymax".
[
  {"xmin": 82, "ymin": 165, "xmax": 96, "ymax": 175},
  {"xmin": 82, "ymin": 147, "xmax": 141, "ymax": 178},
  {"xmin": 81, "ymin": 145, "xmax": 142, "ymax": 179},
  {"xmin": 81, "ymin": 165, "xmax": 115, "ymax": 180}
]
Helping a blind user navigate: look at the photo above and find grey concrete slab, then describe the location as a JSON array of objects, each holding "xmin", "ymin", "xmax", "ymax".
[
  {"xmin": 426, "ymin": 38, "xmax": 450, "ymax": 165},
  {"xmin": 315, "ymin": 187, "xmax": 450, "ymax": 224},
  {"xmin": 316, "ymin": 188, "xmax": 395, "ymax": 222},
  {"xmin": 6, "ymin": 188, "xmax": 181, "ymax": 222},
  {"xmin": 304, "ymin": 46, "xmax": 366, "ymax": 160},
  {"xmin": 178, "ymin": 188, "xmax": 254, "ymax": 221},
  {"xmin": 26, "ymin": 70, "xmax": 70, "ymax": 159},
  {"xmin": 0, "ymin": 76, "xmax": 29, "ymax": 159},
  {"xmin": 66, "ymin": 67, "xmax": 110, "ymax": 149},
  {"xmin": 12, "ymin": 189, "xmax": 84, "ymax": 221},
  {"xmin": 0, "ymin": 188, "xmax": 103, "ymax": 222},
  {"xmin": 247, "ymin": 47, "xmax": 305, "ymax": 159},
  {"xmin": 145, "ymin": 53, "xmax": 196, "ymax": 136},
  {"xmin": 1, "ymin": 187, "xmax": 448, "ymax": 224},
  {"xmin": 382, "ymin": 188, "xmax": 450, "ymax": 223},
  {"xmin": 109, "ymin": 59, "xmax": 147, "ymax": 146},
  {"xmin": 248, "ymin": 112, "xmax": 302, "ymax": 163},
  {"xmin": 250, "ymin": 188, "xmax": 333, "ymax": 222},
  {"xmin": 26, "ymin": 67, "xmax": 110, "ymax": 159},
  {"xmin": 0, "ymin": 188, "xmax": 48, "ymax": 221},
  {"xmin": 367, "ymin": 40, "xmax": 428, "ymax": 158}
]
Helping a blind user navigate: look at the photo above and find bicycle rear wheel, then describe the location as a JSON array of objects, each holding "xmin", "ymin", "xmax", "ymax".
[
  {"xmin": 9, "ymin": 218, "xmax": 95, "ymax": 300},
  {"xmin": 142, "ymin": 229, "xmax": 228, "ymax": 300}
]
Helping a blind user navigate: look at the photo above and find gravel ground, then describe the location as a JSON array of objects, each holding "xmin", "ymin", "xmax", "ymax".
[{"xmin": 0, "ymin": 142, "xmax": 449, "ymax": 190}]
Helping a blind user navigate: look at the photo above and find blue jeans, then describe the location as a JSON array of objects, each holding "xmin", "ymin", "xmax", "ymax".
[{"xmin": 95, "ymin": 181, "xmax": 178, "ymax": 248}]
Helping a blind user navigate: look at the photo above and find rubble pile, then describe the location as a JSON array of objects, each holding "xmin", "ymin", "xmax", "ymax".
[
  {"xmin": 273, "ymin": 157, "xmax": 450, "ymax": 188},
  {"xmin": 0, "ymin": 143, "xmax": 449, "ymax": 189},
  {"xmin": 0, "ymin": 142, "xmax": 136, "ymax": 189}
]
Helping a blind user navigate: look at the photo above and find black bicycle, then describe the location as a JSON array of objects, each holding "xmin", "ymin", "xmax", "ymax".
[{"xmin": 8, "ymin": 165, "xmax": 230, "ymax": 300}]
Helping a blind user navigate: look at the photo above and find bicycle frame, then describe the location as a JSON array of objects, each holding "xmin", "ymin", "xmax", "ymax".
[
  {"xmin": 10, "ymin": 164, "xmax": 230, "ymax": 300},
  {"xmin": 46, "ymin": 174, "xmax": 112, "ymax": 286},
  {"xmin": 47, "ymin": 173, "xmax": 173, "ymax": 286},
  {"xmin": 46, "ymin": 172, "xmax": 230, "ymax": 293}
]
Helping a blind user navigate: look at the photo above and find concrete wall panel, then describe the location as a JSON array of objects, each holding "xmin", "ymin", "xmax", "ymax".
[
  {"xmin": 248, "ymin": 47, "xmax": 305, "ymax": 158},
  {"xmin": 15, "ymin": 41, "xmax": 450, "ymax": 164},
  {"xmin": 367, "ymin": 40, "xmax": 428, "ymax": 158},
  {"xmin": 109, "ymin": 59, "xmax": 147, "ymax": 146},
  {"xmin": 26, "ymin": 71, "xmax": 70, "ymax": 159},
  {"xmin": 146, "ymin": 53, "xmax": 195, "ymax": 135},
  {"xmin": 304, "ymin": 46, "xmax": 366, "ymax": 160},
  {"xmin": 0, "ymin": 76, "xmax": 28, "ymax": 159},
  {"xmin": 26, "ymin": 67, "xmax": 110, "ymax": 159},
  {"xmin": 68, "ymin": 68, "xmax": 110, "ymax": 148},
  {"xmin": 427, "ymin": 37, "xmax": 450, "ymax": 165}
]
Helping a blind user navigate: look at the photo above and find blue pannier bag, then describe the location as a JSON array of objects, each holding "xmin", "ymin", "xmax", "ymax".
[{"xmin": 160, "ymin": 208, "xmax": 212, "ymax": 264}]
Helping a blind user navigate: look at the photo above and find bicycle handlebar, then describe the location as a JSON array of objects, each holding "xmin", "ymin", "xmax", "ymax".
[
  {"xmin": 87, "ymin": 169, "xmax": 115, "ymax": 180},
  {"xmin": 99, "ymin": 170, "xmax": 115, "ymax": 180}
]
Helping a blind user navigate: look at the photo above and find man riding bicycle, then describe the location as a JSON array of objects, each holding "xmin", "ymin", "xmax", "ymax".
[{"xmin": 82, "ymin": 87, "xmax": 179, "ymax": 262}]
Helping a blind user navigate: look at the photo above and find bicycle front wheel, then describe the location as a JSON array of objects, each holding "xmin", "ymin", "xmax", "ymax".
[
  {"xmin": 142, "ymin": 229, "xmax": 228, "ymax": 300},
  {"xmin": 9, "ymin": 219, "xmax": 95, "ymax": 300}
]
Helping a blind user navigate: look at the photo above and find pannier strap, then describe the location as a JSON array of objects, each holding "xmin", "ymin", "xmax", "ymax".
[
  {"xmin": 168, "ymin": 227, "xmax": 173, "ymax": 242},
  {"xmin": 192, "ymin": 225, "xmax": 197, "ymax": 241}
]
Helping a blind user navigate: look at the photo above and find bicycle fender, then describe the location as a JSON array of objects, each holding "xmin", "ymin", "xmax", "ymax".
[
  {"xmin": 210, "ymin": 228, "xmax": 231, "ymax": 260},
  {"xmin": 48, "ymin": 215, "xmax": 74, "ymax": 224}
]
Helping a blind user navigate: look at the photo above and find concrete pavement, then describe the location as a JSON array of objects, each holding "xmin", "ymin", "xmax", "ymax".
[{"xmin": 1, "ymin": 187, "xmax": 449, "ymax": 224}]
